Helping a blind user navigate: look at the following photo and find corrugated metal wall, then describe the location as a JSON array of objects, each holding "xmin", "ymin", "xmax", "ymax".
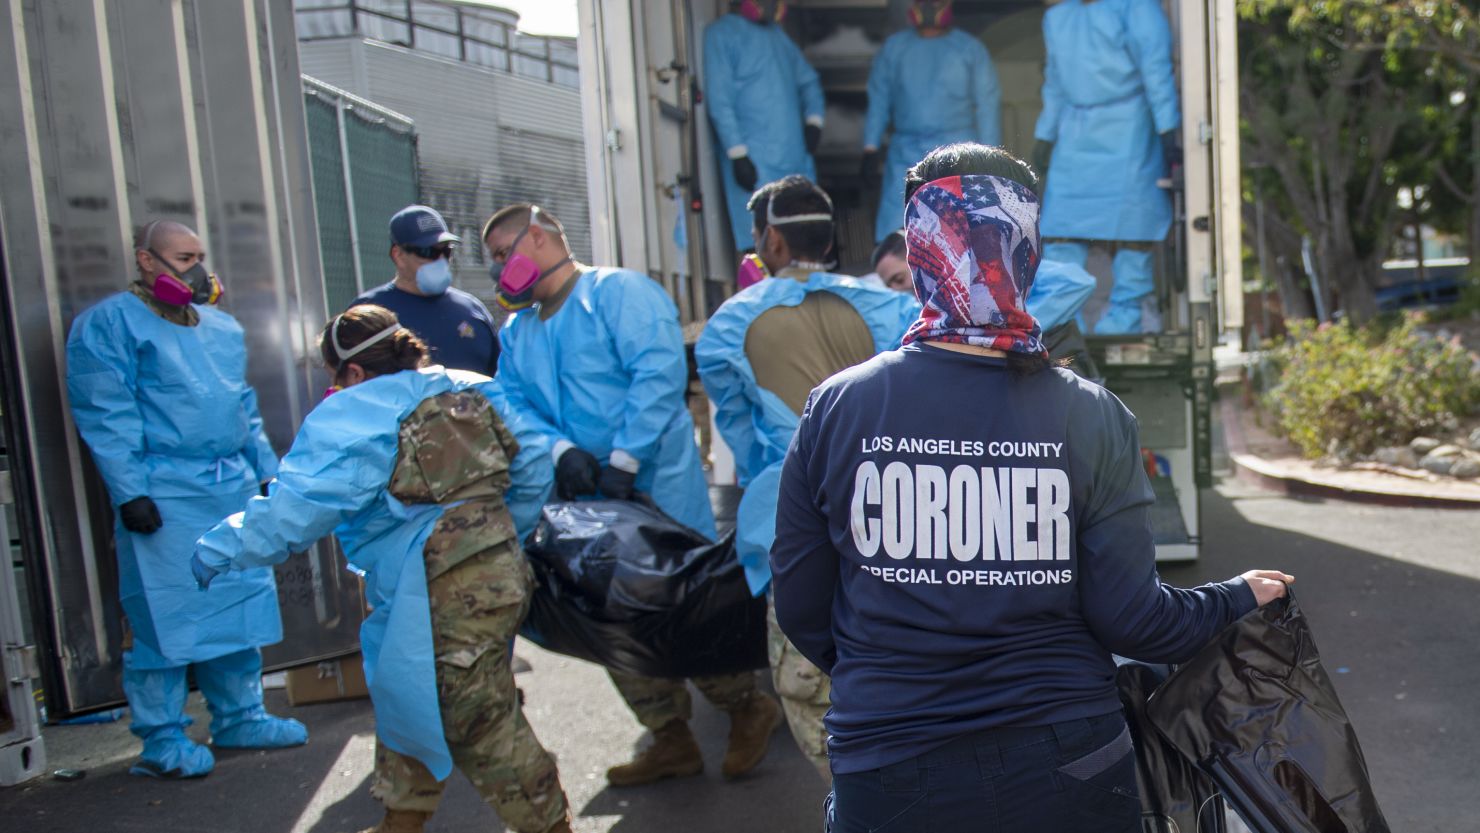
[{"xmin": 298, "ymin": 38, "xmax": 590, "ymax": 307}]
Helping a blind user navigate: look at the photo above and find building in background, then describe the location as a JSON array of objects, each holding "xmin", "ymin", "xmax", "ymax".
[{"xmin": 294, "ymin": 0, "xmax": 590, "ymax": 309}]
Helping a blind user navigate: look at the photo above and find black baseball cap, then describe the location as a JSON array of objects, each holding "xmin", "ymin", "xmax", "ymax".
[{"xmin": 389, "ymin": 205, "xmax": 460, "ymax": 249}]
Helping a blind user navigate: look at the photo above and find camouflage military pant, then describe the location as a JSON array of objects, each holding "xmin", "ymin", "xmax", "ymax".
[
  {"xmin": 607, "ymin": 668, "xmax": 758, "ymax": 730},
  {"xmin": 767, "ymin": 595, "xmax": 832, "ymax": 782},
  {"xmin": 373, "ymin": 544, "xmax": 567, "ymax": 833}
]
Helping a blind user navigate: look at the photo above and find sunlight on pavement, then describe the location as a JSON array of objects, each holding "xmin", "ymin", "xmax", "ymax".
[{"xmin": 289, "ymin": 732, "xmax": 377, "ymax": 833}]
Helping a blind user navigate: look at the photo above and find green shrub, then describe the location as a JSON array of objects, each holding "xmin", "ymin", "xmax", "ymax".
[{"xmin": 1262, "ymin": 315, "xmax": 1480, "ymax": 458}]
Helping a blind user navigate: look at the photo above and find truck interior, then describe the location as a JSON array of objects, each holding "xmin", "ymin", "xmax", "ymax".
[
  {"xmin": 691, "ymin": 0, "xmax": 1194, "ymax": 343},
  {"xmin": 650, "ymin": 0, "xmax": 1211, "ymax": 557}
]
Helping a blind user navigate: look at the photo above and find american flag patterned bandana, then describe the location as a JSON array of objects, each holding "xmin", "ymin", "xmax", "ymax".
[{"xmin": 902, "ymin": 174, "xmax": 1046, "ymax": 356}]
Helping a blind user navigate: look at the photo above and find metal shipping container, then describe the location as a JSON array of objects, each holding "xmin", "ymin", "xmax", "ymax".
[{"xmin": 0, "ymin": 0, "xmax": 362, "ymax": 716}]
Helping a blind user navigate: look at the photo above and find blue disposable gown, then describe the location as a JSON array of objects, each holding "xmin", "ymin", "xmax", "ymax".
[
  {"xmin": 65, "ymin": 292, "xmax": 281, "ymax": 667},
  {"xmin": 864, "ymin": 28, "xmax": 1002, "ymax": 243},
  {"xmin": 695, "ymin": 273, "xmax": 920, "ymax": 593},
  {"xmin": 704, "ymin": 14, "xmax": 826, "ymax": 249},
  {"xmin": 195, "ymin": 366, "xmax": 554, "ymax": 781},
  {"xmin": 1035, "ymin": 0, "xmax": 1179, "ymax": 242},
  {"xmin": 1027, "ymin": 258, "xmax": 1097, "ymax": 333},
  {"xmin": 497, "ymin": 269, "xmax": 716, "ymax": 539}
]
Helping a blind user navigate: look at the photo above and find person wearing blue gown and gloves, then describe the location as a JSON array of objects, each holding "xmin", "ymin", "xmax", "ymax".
[
  {"xmin": 861, "ymin": 0, "xmax": 1002, "ymax": 244},
  {"xmin": 483, "ymin": 203, "xmax": 783, "ymax": 787},
  {"xmin": 1033, "ymin": 0, "xmax": 1181, "ymax": 335},
  {"xmin": 192, "ymin": 305, "xmax": 572, "ymax": 833},
  {"xmin": 704, "ymin": 1, "xmax": 826, "ymax": 252},
  {"xmin": 64, "ymin": 219, "xmax": 306, "ymax": 780},
  {"xmin": 696, "ymin": 176, "xmax": 919, "ymax": 780}
]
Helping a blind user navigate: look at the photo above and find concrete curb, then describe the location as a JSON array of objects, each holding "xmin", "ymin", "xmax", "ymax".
[{"xmin": 1219, "ymin": 395, "xmax": 1480, "ymax": 509}]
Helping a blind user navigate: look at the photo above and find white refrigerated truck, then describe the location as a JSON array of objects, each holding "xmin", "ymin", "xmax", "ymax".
[{"xmin": 573, "ymin": 0, "xmax": 1244, "ymax": 560}]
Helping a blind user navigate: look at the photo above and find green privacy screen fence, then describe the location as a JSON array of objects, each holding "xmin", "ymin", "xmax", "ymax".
[{"xmin": 303, "ymin": 76, "xmax": 420, "ymax": 313}]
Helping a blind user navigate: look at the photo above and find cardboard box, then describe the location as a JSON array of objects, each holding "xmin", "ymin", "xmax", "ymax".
[{"xmin": 284, "ymin": 653, "xmax": 369, "ymax": 706}]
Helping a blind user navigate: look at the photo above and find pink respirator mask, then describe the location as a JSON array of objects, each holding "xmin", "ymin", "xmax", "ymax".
[
  {"xmin": 491, "ymin": 207, "xmax": 571, "ymax": 311},
  {"xmin": 739, "ymin": 0, "xmax": 787, "ymax": 24},
  {"xmin": 150, "ymin": 253, "xmax": 223, "ymax": 307},
  {"xmin": 737, "ymin": 253, "xmax": 770, "ymax": 290},
  {"xmin": 908, "ymin": 0, "xmax": 955, "ymax": 29}
]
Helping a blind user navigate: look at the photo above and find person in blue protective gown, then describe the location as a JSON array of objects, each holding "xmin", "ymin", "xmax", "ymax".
[
  {"xmin": 862, "ymin": 0, "xmax": 1002, "ymax": 244},
  {"xmin": 1033, "ymin": 0, "xmax": 1181, "ymax": 335},
  {"xmin": 192, "ymin": 305, "xmax": 571, "ymax": 833},
  {"xmin": 695, "ymin": 176, "xmax": 919, "ymax": 780},
  {"xmin": 64, "ymin": 220, "xmax": 306, "ymax": 780},
  {"xmin": 483, "ymin": 203, "xmax": 783, "ymax": 787},
  {"xmin": 704, "ymin": 0, "xmax": 826, "ymax": 251}
]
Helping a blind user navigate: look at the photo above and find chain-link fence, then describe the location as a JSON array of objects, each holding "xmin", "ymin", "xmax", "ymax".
[{"xmin": 303, "ymin": 76, "xmax": 420, "ymax": 313}]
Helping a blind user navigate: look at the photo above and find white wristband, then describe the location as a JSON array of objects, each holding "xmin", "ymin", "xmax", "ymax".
[{"xmin": 609, "ymin": 449, "xmax": 640, "ymax": 474}]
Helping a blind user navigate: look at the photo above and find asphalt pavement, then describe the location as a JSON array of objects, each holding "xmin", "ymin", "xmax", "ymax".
[{"xmin": 4, "ymin": 477, "xmax": 1479, "ymax": 832}]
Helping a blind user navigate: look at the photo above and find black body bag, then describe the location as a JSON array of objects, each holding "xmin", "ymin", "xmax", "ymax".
[
  {"xmin": 519, "ymin": 499, "xmax": 768, "ymax": 679},
  {"xmin": 1116, "ymin": 660, "xmax": 1228, "ymax": 833},
  {"xmin": 1144, "ymin": 590, "xmax": 1391, "ymax": 833}
]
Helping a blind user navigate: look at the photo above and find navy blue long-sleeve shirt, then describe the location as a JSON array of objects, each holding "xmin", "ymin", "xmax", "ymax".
[
  {"xmin": 770, "ymin": 343, "xmax": 1255, "ymax": 774},
  {"xmin": 353, "ymin": 282, "xmax": 500, "ymax": 376}
]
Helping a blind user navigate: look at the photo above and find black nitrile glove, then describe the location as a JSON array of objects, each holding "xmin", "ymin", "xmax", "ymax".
[
  {"xmin": 733, "ymin": 156, "xmax": 758, "ymax": 191},
  {"xmin": 119, "ymin": 496, "xmax": 163, "ymax": 534},
  {"xmin": 1160, "ymin": 130, "xmax": 1182, "ymax": 172},
  {"xmin": 804, "ymin": 123, "xmax": 822, "ymax": 154},
  {"xmin": 1031, "ymin": 139, "xmax": 1054, "ymax": 179},
  {"xmin": 555, "ymin": 448, "xmax": 601, "ymax": 500},
  {"xmin": 598, "ymin": 465, "xmax": 637, "ymax": 501},
  {"xmin": 860, "ymin": 150, "xmax": 883, "ymax": 187}
]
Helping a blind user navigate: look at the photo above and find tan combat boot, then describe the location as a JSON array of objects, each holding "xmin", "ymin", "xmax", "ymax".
[
  {"xmin": 605, "ymin": 720, "xmax": 704, "ymax": 787},
  {"xmin": 721, "ymin": 692, "xmax": 783, "ymax": 778},
  {"xmin": 357, "ymin": 809, "xmax": 431, "ymax": 833}
]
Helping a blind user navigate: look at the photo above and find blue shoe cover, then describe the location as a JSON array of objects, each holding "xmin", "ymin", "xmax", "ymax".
[
  {"xmin": 129, "ymin": 730, "xmax": 215, "ymax": 779},
  {"xmin": 1094, "ymin": 303, "xmax": 1146, "ymax": 335},
  {"xmin": 212, "ymin": 708, "xmax": 309, "ymax": 749}
]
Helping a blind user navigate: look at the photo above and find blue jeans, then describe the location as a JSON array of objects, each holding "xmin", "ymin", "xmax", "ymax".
[{"xmin": 828, "ymin": 713, "xmax": 1140, "ymax": 833}]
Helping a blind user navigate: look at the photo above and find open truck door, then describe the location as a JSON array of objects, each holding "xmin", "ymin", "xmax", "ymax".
[
  {"xmin": 0, "ymin": 0, "xmax": 362, "ymax": 717},
  {"xmin": 576, "ymin": 0, "xmax": 1245, "ymax": 561}
]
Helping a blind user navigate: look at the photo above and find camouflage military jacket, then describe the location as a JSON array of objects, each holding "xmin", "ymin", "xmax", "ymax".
[{"xmin": 389, "ymin": 388, "xmax": 521, "ymax": 581}]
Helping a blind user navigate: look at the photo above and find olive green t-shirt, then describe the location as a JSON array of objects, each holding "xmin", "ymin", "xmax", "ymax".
[{"xmin": 743, "ymin": 269, "xmax": 877, "ymax": 415}]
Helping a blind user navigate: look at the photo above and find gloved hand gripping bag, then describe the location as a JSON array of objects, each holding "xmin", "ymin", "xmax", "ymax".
[
  {"xmin": 1116, "ymin": 660, "xmax": 1227, "ymax": 833},
  {"xmin": 520, "ymin": 499, "xmax": 768, "ymax": 678},
  {"xmin": 1146, "ymin": 591, "xmax": 1391, "ymax": 833}
]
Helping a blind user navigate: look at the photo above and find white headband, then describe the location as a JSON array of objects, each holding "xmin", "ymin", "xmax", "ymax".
[
  {"xmin": 333, "ymin": 317, "xmax": 402, "ymax": 362},
  {"xmin": 766, "ymin": 184, "xmax": 834, "ymax": 227}
]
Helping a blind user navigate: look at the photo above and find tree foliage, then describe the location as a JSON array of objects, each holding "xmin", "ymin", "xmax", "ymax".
[
  {"xmin": 1239, "ymin": 1, "xmax": 1478, "ymax": 322},
  {"xmin": 1263, "ymin": 315, "xmax": 1480, "ymax": 457}
]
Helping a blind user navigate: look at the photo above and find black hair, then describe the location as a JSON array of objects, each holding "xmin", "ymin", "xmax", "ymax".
[
  {"xmin": 481, "ymin": 203, "xmax": 566, "ymax": 243},
  {"xmin": 747, "ymin": 175, "xmax": 835, "ymax": 261},
  {"xmin": 320, "ymin": 304, "xmax": 429, "ymax": 378},
  {"xmin": 870, "ymin": 230, "xmax": 907, "ymax": 270},
  {"xmin": 903, "ymin": 142, "xmax": 1040, "ymax": 204},
  {"xmin": 902, "ymin": 144, "xmax": 1052, "ymax": 377}
]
